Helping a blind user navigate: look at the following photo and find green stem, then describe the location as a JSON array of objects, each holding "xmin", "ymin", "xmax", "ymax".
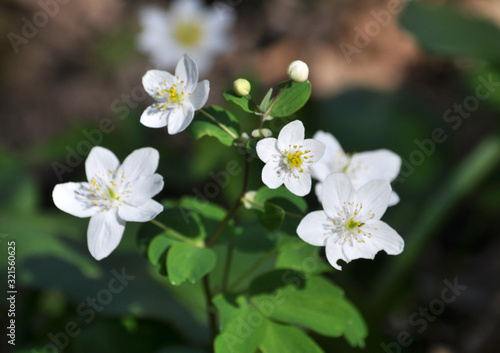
[
  {"xmin": 150, "ymin": 219, "xmax": 203, "ymax": 247},
  {"xmin": 370, "ymin": 136, "xmax": 500, "ymax": 313},
  {"xmin": 207, "ymin": 152, "xmax": 250, "ymax": 248},
  {"xmin": 248, "ymin": 95, "xmax": 263, "ymax": 114},
  {"xmin": 199, "ymin": 108, "xmax": 239, "ymax": 140},
  {"xmin": 202, "ymin": 275, "xmax": 217, "ymax": 344},
  {"xmin": 229, "ymin": 237, "xmax": 291, "ymax": 291}
]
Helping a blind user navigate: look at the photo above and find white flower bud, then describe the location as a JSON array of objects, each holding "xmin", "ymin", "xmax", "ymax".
[
  {"xmin": 233, "ymin": 78, "xmax": 251, "ymax": 96},
  {"xmin": 287, "ymin": 60, "xmax": 309, "ymax": 83},
  {"xmin": 242, "ymin": 191, "xmax": 257, "ymax": 209},
  {"xmin": 234, "ymin": 132, "xmax": 250, "ymax": 147},
  {"xmin": 251, "ymin": 128, "xmax": 272, "ymax": 138}
]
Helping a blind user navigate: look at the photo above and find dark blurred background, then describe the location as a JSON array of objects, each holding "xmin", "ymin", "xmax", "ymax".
[{"xmin": 0, "ymin": 0, "xmax": 499, "ymax": 352}]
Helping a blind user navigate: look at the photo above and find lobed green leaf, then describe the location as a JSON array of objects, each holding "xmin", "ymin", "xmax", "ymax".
[{"xmin": 166, "ymin": 243, "xmax": 216, "ymax": 285}]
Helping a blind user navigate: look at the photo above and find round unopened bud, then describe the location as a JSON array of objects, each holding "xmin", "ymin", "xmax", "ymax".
[
  {"xmin": 242, "ymin": 191, "xmax": 257, "ymax": 209},
  {"xmin": 287, "ymin": 60, "xmax": 309, "ymax": 83},
  {"xmin": 251, "ymin": 128, "xmax": 272, "ymax": 138},
  {"xmin": 233, "ymin": 78, "xmax": 251, "ymax": 96}
]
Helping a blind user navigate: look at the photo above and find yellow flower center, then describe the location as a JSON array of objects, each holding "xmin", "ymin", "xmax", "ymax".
[
  {"xmin": 174, "ymin": 21, "xmax": 203, "ymax": 47},
  {"xmin": 345, "ymin": 217, "xmax": 362, "ymax": 229},
  {"xmin": 286, "ymin": 150, "xmax": 304, "ymax": 171},
  {"xmin": 155, "ymin": 80, "xmax": 186, "ymax": 110},
  {"xmin": 283, "ymin": 146, "xmax": 312, "ymax": 175}
]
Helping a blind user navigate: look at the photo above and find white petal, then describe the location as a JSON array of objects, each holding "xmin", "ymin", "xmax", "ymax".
[
  {"xmin": 85, "ymin": 147, "xmax": 120, "ymax": 182},
  {"xmin": 142, "ymin": 70, "xmax": 175, "ymax": 98},
  {"xmin": 350, "ymin": 149, "xmax": 401, "ymax": 185},
  {"xmin": 296, "ymin": 211, "xmax": 332, "ymax": 246},
  {"xmin": 389, "ymin": 191, "xmax": 400, "ymax": 206},
  {"xmin": 262, "ymin": 161, "xmax": 285, "ymax": 189},
  {"xmin": 52, "ymin": 182, "xmax": 100, "ymax": 218},
  {"xmin": 190, "ymin": 80, "xmax": 210, "ymax": 110},
  {"xmin": 119, "ymin": 148, "xmax": 159, "ymax": 182},
  {"xmin": 314, "ymin": 182, "xmax": 323, "ymax": 203},
  {"xmin": 176, "ymin": 54, "xmax": 199, "ymax": 93},
  {"xmin": 256, "ymin": 138, "xmax": 279, "ymax": 163},
  {"xmin": 325, "ymin": 236, "xmax": 349, "ymax": 271},
  {"xmin": 140, "ymin": 104, "xmax": 170, "ymax": 128},
  {"xmin": 313, "ymin": 131, "xmax": 343, "ymax": 155},
  {"xmin": 277, "ymin": 120, "xmax": 304, "ymax": 150},
  {"xmin": 167, "ymin": 104, "xmax": 194, "ymax": 134},
  {"xmin": 284, "ymin": 172, "xmax": 311, "ymax": 197},
  {"xmin": 321, "ymin": 173, "xmax": 355, "ymax": 219},
  {"xmin": 364, "ymin": 220, "xmax": 404, "ymax": 255},
  {"xmin": 354, "ymin": 180, "xmax": 391, "ymax": 221},
  {"xmin": 128, "ymin": 174, "xmax": 164, "ymax": 204},
  {"xmin": 309, "ymin": 160, "xmax": 332, "ymax": 182},
  {"xmin": 302, "ymin": 139, "xmax": 326, "ymax": 164},
  {"xmin": 118, "ymin": 199, "xmax": 164, "ymax": 222},
  {"xmin": 87, "ymin": 209, "xmax": 126, "ymax": 260}
]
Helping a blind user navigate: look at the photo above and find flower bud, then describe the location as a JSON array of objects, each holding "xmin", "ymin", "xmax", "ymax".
[
  {"xmin": 287, "ymin": 60, "xmax": 309, "ymax": 83},
  {"xmin": 242, "ymin": 191, "xmax": 257, "ymax": 209},
  {"xmin": 251, "ymin": 128, "xmax": 272, "ymax": 138},
  {"xmin": 233, "ymin": 78, "xmax": 251, "ymax": 96}
]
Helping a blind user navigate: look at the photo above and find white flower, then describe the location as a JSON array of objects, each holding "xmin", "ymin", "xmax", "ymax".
[
  {"xmin": 256, "ymin": 120, "xmax": 325, "ymax": 197},
  {"xmin": 297, "ymin": 173, "xmax": 404, "ymax": 270},
  {"xmin": 52, "ymin": 147, "xmax": 164, "ymax": 260},
  {"xmin": 137, "ymin": 0, "xmax": 235, "ymax": 75},
  {"xmin": 310, "ymin": 131, "xmax": 401, "ymax": 206},
  {"xmin": 141, "ymin": 54, "xmax": 210, "ymax": 134},
  {"xmin": 287, "ymin": 60, "xmax": 309, "ymax": 83}
]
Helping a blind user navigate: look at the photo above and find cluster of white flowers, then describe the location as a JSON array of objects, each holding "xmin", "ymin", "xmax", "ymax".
[
  {"xmin": 255, "ymin": 106, "xmax": 404, "ymax": 270},
  {"xmin": 53, "ymin": 54, "xmax": 404, "ymax": 270}
]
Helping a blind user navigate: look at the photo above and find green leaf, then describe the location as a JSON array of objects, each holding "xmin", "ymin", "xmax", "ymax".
[
  {"xmin": 270, "ymin": 80, "xmax": 311, "ymax": 117},
  {"xmin": 259, "ymin": 321, "xmax": 324, "ymax": 353},
  {"xmin": 258, "ymin": 202, "xmax": 285, "ymax": 230},
  {"xmin": 234, "ymin": 222, "xmax": 285, "ymax": 253},
  {"xmin": 255, "ymin": 186, "xmax": 308, "ymax": 214},
  {"xmin": 187, "ymin": 106, "xmax": 240, "ymax": 146},
  {"xmin": 259, "ymin": 88, "xmax": 273, "ymax": 112},
  {"xmin": 179, "ymin": 196, "xmax": 226, "ymax": 222},
  {"xmin": 275, "ymin": 238, "xmax": 330, "ymax": 275},
  {"xmin": 147, "ymin": 236, "xmax": 177, "ymax": 266},
  {"xmin": 223, "ymin": 89, "xmax": 255, "ymax": 113},
  {"xmin": 341, "ymin": 298, "xmax": 368, "ymax": 348},
  {"xmin": 213, "ymin": 294, "xmax": 242, "ymax": 329},
  {"xmin": 249, "ymin": 271, "xmax": 367, "ymax": 345},
  {"xmin": 214, "ymin": 298, "xmax": 267, "ymax": 353},
  {"xmin": 166, "ymin": 243, "xmax": 216, "ymax": 285},
  {"xmin": 401, "ymin": 2, "xmax": 500, "ymax": 60}
]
